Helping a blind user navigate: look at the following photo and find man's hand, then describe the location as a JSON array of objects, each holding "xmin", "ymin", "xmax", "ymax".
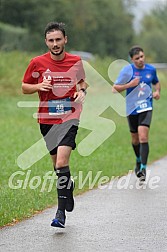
[
  {"xmin": 38, "ymin": 79, "xmax": 53, "ymax": 91},
  {"xmin": 74, "ymin": 90, "xmax": 86, "ymax": 103},
  {"xmin": 112, "ymin": 77, "xmax": 140, "ymax": 93},
  {"xmin": 128, "ymin": 77, "xmax": 140, "ymax": 88},
  {"xmin": 153, "ymin": 90, "xmax": 160, "ymax": 100}
]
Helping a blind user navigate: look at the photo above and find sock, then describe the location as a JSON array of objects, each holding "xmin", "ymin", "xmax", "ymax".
[
  {"xmin": 140, "ymin": 164, "xmax": 146, "ymax": 170},
  {"xmin": 140, "ymin": 142, "xmax": 149, "ymax": 168},
  {"xmin": 56, "ymin": 166, "xmax": 70, "ymax": 212},
  {"xmin": 132, "ymin": 143, "xmax": 141, "ymax": 162}
]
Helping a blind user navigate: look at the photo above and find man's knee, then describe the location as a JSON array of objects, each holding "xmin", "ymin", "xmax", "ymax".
[
  {"xmin": 131, "ymin": 133, "xmax": 139, "ymax": 145},
  {"xmin": 56, "ymin": 160, "xmax": 69, "ymax": 168}
]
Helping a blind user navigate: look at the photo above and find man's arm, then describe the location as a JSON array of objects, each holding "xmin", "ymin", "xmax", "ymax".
[
  {"xmin": 112, "ymin": 78, "xmax": 140, "ymax": 93},
  {"xmin": 152, "ymin": 82, "xmax": 161, "ymax": 100},
  {"xmin": 78, "ymin": 80, "xmax": 88, "ymax": 93},
  {"xmin": 74, "ymin": 81, "xmax": 88, "ymax": 103},
  {"xmin": 22, "ymin": 80, "xmax": 52, "ymax": 94}
]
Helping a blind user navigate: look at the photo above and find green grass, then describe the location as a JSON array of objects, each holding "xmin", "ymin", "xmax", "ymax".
[{"xmin": 0, "ymin": 51, "xmax": 167, "ymax": 227}]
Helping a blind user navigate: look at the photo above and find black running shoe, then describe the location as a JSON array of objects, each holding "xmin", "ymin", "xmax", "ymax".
[
  {"xmin": 135, "ymin": 162, "xmax": 141, "ymax": 178},
  {"xmin": 66, "ymin": 179, "xmax": 75, "ymax": 212},
  {"xmin": 139, "ymin": 168, "xmax": 146, "ymax": 182},
  {"xmin": 51, "ymin": 210, "xmax": 66, "ymax": 228}
]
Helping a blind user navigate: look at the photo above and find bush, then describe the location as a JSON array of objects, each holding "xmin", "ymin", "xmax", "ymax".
[{"xmin": 0, "ymin": 22, "xmax": 29, "ymax": 51}]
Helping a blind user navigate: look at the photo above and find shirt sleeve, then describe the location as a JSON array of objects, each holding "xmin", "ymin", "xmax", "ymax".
[
  {"xmin": 152, "ymin": 68, "xmax": 159, "ymax": 85},
  {"xmin": 115, "ymin": 65, "xmax": 133, "ymax": 85},
  {"xmin": 22, "ymin": 59, "xmax": 39, "ymax": 84}
]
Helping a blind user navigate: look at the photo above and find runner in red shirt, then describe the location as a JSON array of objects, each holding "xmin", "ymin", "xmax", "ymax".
[{"xmin": 22, "ymin": 22, "xmax": 88, "ymax": 228}]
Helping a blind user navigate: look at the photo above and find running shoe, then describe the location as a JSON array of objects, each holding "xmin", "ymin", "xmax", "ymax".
[
  {"xmin": 51, "ymin": 210, "xmax": 66, "ymax": 228},
  {"xmin": 66, "ymin": 179, "xmax": 75, "ymax": 212},
  {"xmin": 135, "ymin": 161, "xmax": 141, "ymax": 178},
  {"xmin": 139, "ymin": 168, "xmax": 146, "ymax": 182}
]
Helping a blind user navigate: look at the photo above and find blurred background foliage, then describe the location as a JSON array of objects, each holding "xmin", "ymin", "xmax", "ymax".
[{"xmin": 0, "ymin": 0, "xmax": 167, "ymax": 61}]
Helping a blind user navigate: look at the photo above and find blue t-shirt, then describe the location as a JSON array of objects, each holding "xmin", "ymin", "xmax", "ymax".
[{"xmin": 115, "ymin": 64, "xmax": 159, "ymax": 115}]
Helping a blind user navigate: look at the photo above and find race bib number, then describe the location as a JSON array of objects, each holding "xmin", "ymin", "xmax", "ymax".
[
  {"xmin": 136, "ymin": 99, "xmax": 152, "ymax": 113},
  {"xmin": 48, "ymin": 98, "xmax": 72, "ymax": 115}
]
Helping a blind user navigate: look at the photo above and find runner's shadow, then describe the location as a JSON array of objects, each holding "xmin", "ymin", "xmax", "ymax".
[{"xmin": 52, "ymin": 230, "xmax": 67, "ymax": 237}]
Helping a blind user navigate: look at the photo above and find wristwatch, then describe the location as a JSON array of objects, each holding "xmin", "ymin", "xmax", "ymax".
[{"xmin": 80, "ymin": 88, "xmax": 87, "ymax": 95}]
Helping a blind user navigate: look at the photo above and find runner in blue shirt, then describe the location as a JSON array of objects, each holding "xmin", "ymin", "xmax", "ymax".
[{"xmin": 113, "ymin": 46, "xmax": 160, "ymax": 181}]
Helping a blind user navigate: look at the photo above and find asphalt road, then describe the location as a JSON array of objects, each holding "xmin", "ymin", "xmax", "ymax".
[{"xmin": 0, "ymin": 156, "xmax": 167, "ymax": 252}]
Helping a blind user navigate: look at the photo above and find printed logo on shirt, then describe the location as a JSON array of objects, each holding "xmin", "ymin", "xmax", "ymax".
[
  {"xmin": 134, "ymin": 72, "xmax": 140, "ymax": 76},
  {"xmin": 42, "ymin": 70, "xmax": 76, "ymax": 97},
  {"xmin": 53, "ymin": 76, "xmax": 72, "ymax": 83},
  {"xmin": 43, "ymin": 69, "xmax": 52, "ymax": 80},
  {"xmin": 133, "ymin": 73, "xmax": 142, "ymax": 79},
  {"xmin": 32, "ymin": 72, "xmax": 40, "ymax": 78},
  {"xmin": 45, "ymin": 69, "xmax": 51, "ymax": 73},
  {"xmin": 43, "ymin": 75, "xmax": 52, "ymax": 80},
  {"xmin": 146, "ymin": 74, "xmax": 152, "ymax": 79},
  {"xmin": 138, "ymin": 82, "xmax": 147, "ymax": 98}
]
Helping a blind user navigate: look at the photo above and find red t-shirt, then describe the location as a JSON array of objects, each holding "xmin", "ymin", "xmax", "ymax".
[{"xmin": 23, "ymin": 52, "xmax": 85, "ymax": 124}]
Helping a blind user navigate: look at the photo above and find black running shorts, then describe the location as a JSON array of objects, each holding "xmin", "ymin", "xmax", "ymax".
[
  {"xmin": 40, "ymin": 119, "xmax": 79, "ymax": 155},
  {"xmin": 127, "ymin": 110, "xmax": 152, "ymax": 133}
]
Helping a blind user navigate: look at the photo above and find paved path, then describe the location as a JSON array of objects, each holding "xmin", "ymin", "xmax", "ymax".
[{"xmin": 0, "ymin": 157, "xmax": 167, "ymax": 252}]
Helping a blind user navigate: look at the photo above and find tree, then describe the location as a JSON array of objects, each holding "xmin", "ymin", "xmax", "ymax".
[
  {"xmin": 136, "ymin": 2, "xmax": 167, "ymax": 62},
  {"xmin": 0, "ymin": 0, "xmax": 135, "ymax": 57}
]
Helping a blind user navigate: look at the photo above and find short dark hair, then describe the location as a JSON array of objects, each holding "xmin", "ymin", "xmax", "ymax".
[
  {"xmin": 44, "ymin": 22, "xmax": 66, "ymax": 38},
  {"xmin": 129, "ymin": 46, "xmax": 144, "ymax": 58}
]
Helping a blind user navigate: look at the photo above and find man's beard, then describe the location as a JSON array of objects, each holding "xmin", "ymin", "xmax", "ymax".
[
  {"xmin": 50, "ymin": 47, "xmax": 64, "ymax": 56},
  {"xmin": 138, "ymin": 62, "xmax": 144, "ymax": 69}
]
